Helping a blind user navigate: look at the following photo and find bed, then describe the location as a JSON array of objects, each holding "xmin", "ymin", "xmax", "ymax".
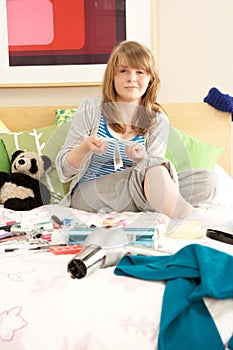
[{"xmin": 0, "ymin": 103, "xmax": 232, "ymax": 350}]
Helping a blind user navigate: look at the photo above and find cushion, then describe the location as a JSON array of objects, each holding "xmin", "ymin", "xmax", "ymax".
[
  {"xmin": 0, "ymin": 123, "xmax": 71, "ymax": 203},
  {"xmin": 165, "ymin": 127, "xmax": 223, "ymax": 172},
  {"xmin": 0, "ymin": 138, "xmax": 11, "ymax": 173},
  {"xmin": 55, "ymin": 108, "xmax": 77, "ymax": 125},
  {"xmin": 0, "ymin": 120, "xmax": 10, "ymax": 133}
]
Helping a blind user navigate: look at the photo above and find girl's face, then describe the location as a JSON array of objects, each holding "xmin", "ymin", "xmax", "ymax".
[{"xmin": 113, "ymin": 60, "xmax": 151, "ymax": 104}]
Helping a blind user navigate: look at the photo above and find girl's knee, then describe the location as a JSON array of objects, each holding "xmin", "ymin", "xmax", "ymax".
[{"xmin": 179, "ymin": 169, "xmax": 219, "ymax": 205}]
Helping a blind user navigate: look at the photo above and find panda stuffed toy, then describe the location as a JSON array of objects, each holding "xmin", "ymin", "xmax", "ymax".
[{"xmin": 0, "ymin": 150, "xmax": 51, "ymax": 211}]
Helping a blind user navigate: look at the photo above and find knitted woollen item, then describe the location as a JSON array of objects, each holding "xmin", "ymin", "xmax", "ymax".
[{"xmin": 204, "ymin": 87, "xmax": 233, "ymax": 113}]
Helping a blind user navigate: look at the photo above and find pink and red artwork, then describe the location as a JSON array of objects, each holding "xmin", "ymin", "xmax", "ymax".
[{"xmin": 6, "ymin": 0, "xmax": 126, "ymax": 66}]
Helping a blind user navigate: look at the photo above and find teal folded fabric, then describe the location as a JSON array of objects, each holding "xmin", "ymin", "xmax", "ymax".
[
  {"xmin": 114, "ymin": 244, "xmax": 233, "ymax": 350},
  {"xmin": 228, "ymin": 335, "xmax": 233, "ymax": 349}
]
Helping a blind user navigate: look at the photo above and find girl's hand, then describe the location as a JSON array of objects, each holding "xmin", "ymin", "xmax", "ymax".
[
  {"xmin": 125, "ymin": 143, "xmax": 147, "ymax": 162},
  {"xmin": 84, "ymin": 135, "xmax": 109, "ymax": 155}
]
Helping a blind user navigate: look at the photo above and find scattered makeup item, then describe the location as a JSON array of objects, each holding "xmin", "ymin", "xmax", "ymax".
[
  {"xmin": 166, "ymin": 221, "xmax": 203, "ymax": 240},
  {"xmin": 206, "ymin": 229, "xmax": 233, "ymax": 245}
]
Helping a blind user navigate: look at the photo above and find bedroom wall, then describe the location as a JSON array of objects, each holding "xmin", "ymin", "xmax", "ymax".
[
  {"xmin": 0, "ymin": 0, "xmax": 232, "ymax": 106},
  {"xmin": 156, "ymin": 0, "xmax": 233, "ymax": 103}
]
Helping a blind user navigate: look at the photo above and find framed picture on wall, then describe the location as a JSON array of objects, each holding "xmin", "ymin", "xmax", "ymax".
[{"xmin": 0, "ymin": 0, "xmax": 155, "ymax": 87}]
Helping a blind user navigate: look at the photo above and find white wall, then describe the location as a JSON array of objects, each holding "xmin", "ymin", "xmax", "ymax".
[
  {"xmin": 156, "ymin": 0, "xmax": 233, "ymax": 103},
  {"xmin": 0, "ymin": 85, "xmax": 101, "ymax": 107},
  {"xmin": 0, "ymin": 0, "xmax": 232, "ymax": 106}
]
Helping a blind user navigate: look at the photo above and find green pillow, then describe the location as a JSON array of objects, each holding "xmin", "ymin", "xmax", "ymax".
[
  {"xmin": 0, "ymin": 138, "xmax": 11, "ymax": 173},
  {"xmin": 55, "ymin": 108, "xmax": 77, "ymax": 125},
  {"xmin": 0, "ymin": 120, "xmax": 10, "ymax": 133},
  {"xmin": 0, "ymin": 123, "xmax": 71, "ymax": 203},
  {"xmin": 165, "ymin": 127, "xmax": 223, "ymax": 172}
]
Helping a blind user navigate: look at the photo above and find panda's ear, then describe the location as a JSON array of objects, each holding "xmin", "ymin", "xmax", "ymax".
[
  {"xmin": 11, "ymin": 150, "xmax": 24, "ymax": 163},
  {"xmin": 41, "ymin": 155, "xmax": 52, "ymax": 173}
]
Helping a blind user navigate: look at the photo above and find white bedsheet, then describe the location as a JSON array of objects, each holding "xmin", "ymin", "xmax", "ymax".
[
  {"xmin": 0, "ymin": 165, "xmax": 233, "ymax": 349},
  {"xmin": 0, "ymin": 250, "xmax": 232, "ymax": 350}
]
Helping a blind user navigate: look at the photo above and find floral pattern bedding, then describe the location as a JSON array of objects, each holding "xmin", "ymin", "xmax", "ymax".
[{"xmin": 0, "ymin": 165, "xmax": 233, "ymax": 349}]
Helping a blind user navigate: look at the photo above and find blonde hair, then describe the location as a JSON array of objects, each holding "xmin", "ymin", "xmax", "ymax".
[{"xmin": 102, "ymin": 41, "xmax": 161, "ymax": 134}]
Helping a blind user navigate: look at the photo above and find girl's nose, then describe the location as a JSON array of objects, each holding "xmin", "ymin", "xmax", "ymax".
[{"xmin": 127, "ymin": 71, "xmax": 136, "ymax": 82}]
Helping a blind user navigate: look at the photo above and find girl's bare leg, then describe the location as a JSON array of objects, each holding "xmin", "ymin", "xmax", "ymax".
[
  {"xmin": 144, "ymin": 165, "xmax": 231, "ymax": 228},
  {"xmin": 144, "ymin": 165, "xmax": 194, "ymax": 219}
]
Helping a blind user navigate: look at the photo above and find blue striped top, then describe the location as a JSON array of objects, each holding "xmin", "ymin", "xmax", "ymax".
[{"xmin": 78, "ymin": 115, "xmax": 145, "ymax": 186}]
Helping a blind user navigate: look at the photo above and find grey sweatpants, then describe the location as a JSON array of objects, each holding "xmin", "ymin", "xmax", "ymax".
[
  {"xmin": 71, "ymin": 158, "xmax": 218, "ymax": 213},
  {"xmin": 177, "ymin": 168, "xmax": 219, "ymax": 206}
]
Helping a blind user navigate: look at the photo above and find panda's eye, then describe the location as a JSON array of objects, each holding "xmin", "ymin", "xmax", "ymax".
[{"xmin": 18, "ymin": 159, "xmax": 25, "ymax": 165}]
